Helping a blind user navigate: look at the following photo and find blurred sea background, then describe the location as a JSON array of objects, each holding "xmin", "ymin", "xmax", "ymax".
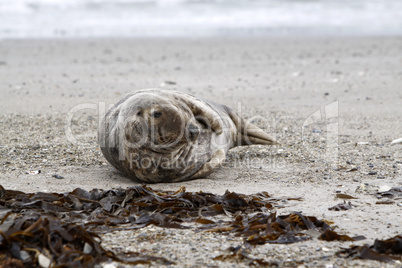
[{"xmin": 1, "ymin": 0, "xmax": 402, "ymax": 39}]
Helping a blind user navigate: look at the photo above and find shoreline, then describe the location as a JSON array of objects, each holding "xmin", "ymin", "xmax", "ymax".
[{"xmin": 2, "ymin": 33, "xmax": 402, "ymax": 43}]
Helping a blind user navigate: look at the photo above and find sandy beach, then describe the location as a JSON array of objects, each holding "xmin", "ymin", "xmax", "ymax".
[{"xmin": 1, "ymin": 36, "xmax": 401, "ymax": 266}]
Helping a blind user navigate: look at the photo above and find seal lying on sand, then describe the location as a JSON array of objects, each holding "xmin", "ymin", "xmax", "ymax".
[{"xmin": 99, "ymin": 89, "xmax": 277, "ymax": 183}]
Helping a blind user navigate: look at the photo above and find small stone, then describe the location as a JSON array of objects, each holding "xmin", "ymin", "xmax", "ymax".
[
  {"xmin": 357, "ymin": 142, "xmax": 369, "ymax": 145},
  {"xmin": 38, "ymin": 254, "xmax": 51, "ymax": 268},
  {"xmin": 102, "ymin": 263, "xmax": 118, "ymax": 268},
  {"xmin": 391, "ymin": 138, "xmax": 402, "ymax": 144},
  {"xmin": 52, "ymin": 174, "xmax": 64, "ymax": 179},
  {"xmin": 26, "ymin": 170, "xmax": 41, "ymax": 175},
  {"xmin": 164, "ymin": 81, "xmax": 176, "ymax": 85},
  {"xmin": 83, "ymin": 243, "xmax": 92, "ymax": 254},
  {"xmin": 19, "ymin": 250, "xmax": 30, "ymax": 261},
  {"xmin": 292, "ymin": 71, "xmax": 302, "ymax": 77},
  {"xmin": 137, "ymin": 232, "xmax": 148, "ymax": 239},
  {"xmin": 378, "ymin": 185, "xmax": 392, "ymax": 192}
]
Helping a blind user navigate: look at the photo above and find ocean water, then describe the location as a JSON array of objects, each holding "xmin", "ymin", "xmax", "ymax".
[{"xmin": 1, "ymin": 0, "xmax": 402, "ymax": 39}]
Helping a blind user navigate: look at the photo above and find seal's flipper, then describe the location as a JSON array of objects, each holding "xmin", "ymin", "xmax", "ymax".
[
  {"xmin": 238, "ymin": 122, "xmax": 277, "ymax": 145},
  {"xmin": 175, "ymin": 94, "xmax": 223, "ymax": 134},
  {"xmin": 223, "ymin": 105, "xmax": 277, "ymax": 146},
  {"xmin": 188, "ymin": 149, "xmax": 226, "ymax": 179}
]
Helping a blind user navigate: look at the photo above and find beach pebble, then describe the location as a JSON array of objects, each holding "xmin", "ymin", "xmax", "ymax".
[
  {"xmin": 102, "ymin": 263, "xmax": 118, "ymax": 268},
  {"xmin": 38, "ymin": 254, "xmax": 51, "ymax": 268},
  {"xmin": 26, "ymin": 170, "xmax": 41, "ymax": 175},
  {"xmin": 83, "ymin": 243, "xmax": 92, "ymax": 254},
  {"xmin": 356, "ymin": 142, "xmax": 369, "ymax": 145},
  {"xmin": 378, "ymin": 185, "xmax": 392, "ymax": 192},
  {"xmin": 391, "ymin": 138, "xmax": 402, "ymax": 144},
  {"xmin": 357, "ymin": 71, "xmax": 366, "ymax": 76},
  {"xmin": 292, "ymin": 72, "xmax": 303, "ymax": 77},
  {"xmin": 19, "ymin": 250, "xmax": 31, "ymax": 262},
  {"xmin": 160, "ymin": 81, "xmax": 176, "ymax": 87}
]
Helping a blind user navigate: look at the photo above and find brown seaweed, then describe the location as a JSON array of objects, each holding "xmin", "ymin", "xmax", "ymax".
[
  {"xmin": 0, "ymin": 184, "xmax": 297, "ymax": 266},
  {"xmin": 335, "ymin": 193, "xmax": 357, "ymax": 199},
  {"xmin": 376, "ymin": 187, "xmax": 402, "ymax": 199},
  {"xmin": 336, "ymin": 235, "xmax": 402, "ymax": 263},
  {"xmin": 319, "ymin": 229, "xmax": 355, "ymax": 242},
  {"xmin": 0, "ymin": 213, "xmax": 172, "ymax": 267},
  {"xmin": 205, "ymin": 212, "xmax": 330, "ymax": 245},
  {"xmin": 1, "ymin": 185, "xmax": 285, "ymax": 234},
  {"xmin": 0, "ymin": 184, "xmax": 365, "ymax": 266},
  {"xmin": 213, "ymin": 245, "xmax": 278, "ymax": 267}
]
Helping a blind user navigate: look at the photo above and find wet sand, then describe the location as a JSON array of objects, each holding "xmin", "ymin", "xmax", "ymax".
[{"xmin": 1, "ymin": 36, "xmax": 401, "ymax": 266}]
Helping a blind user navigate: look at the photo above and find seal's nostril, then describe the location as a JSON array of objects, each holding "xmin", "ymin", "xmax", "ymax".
[
  {"xmin": 188, "ymin": 124, "xmax": 199, "ymax": 140},
  {"xmin": 152, "ymin": 111, "xmax": 162, "ymax": 118}
]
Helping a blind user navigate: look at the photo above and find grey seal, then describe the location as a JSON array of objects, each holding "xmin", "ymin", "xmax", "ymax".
[{"xmin": 99, "ymin": 89, "xmax": 277, "ymax": 183}]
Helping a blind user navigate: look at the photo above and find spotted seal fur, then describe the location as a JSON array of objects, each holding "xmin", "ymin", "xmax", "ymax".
[{"xmin": 99, "ymin": 89, "xmax": 277, "ymax": 183}]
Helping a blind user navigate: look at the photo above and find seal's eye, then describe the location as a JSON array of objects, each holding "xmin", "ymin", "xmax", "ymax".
[
  {"xmin": 152, "ymin": 111, "xmax": 162, "ymax": 118},
  {"xmin": 137, "ymin": 111, "xmax": 142, "ymax": 116}
]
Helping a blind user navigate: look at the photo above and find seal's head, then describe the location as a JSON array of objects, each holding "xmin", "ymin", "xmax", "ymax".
[{"xmin": 119, "ymin": 92, "xmax": 200, "ymax": 152}]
